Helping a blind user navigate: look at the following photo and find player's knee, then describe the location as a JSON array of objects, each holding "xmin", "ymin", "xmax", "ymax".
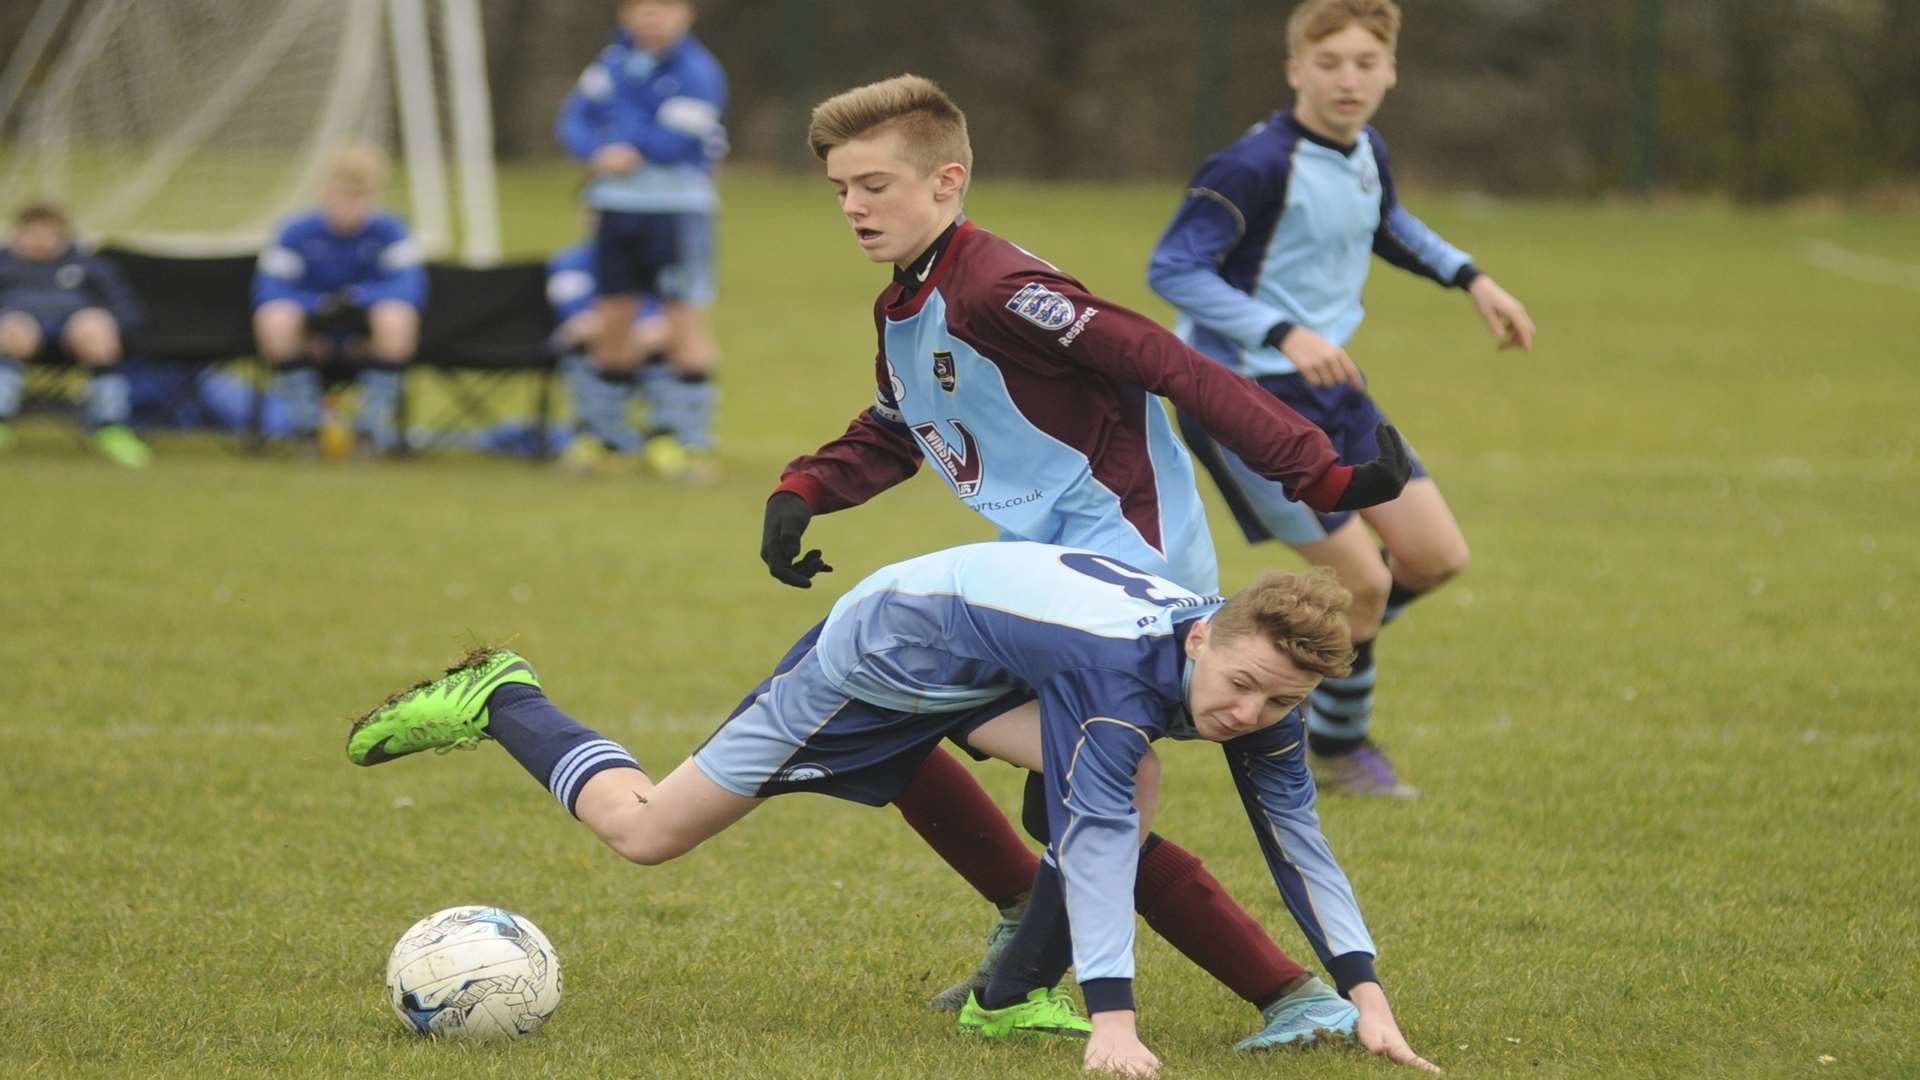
[
  {"xmin": 1396, "ymin": 540, "xmax": 1470, "ymax": 592},
  {"xmin": 0, "ymin": 312, "xmax": 41, "ymax": 357},
  {"xmin": 65, "ymin": 310, "xmax": 121, "ymax": 362},
  {"xmin": 1342, "ymin": 558, "xmax": 1393, "ymax": 631}
]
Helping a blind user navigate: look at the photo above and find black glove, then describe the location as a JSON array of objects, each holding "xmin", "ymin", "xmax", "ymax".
[
  {"xmin": 1331, "ymin": 423, "xmax": 1413, "ymax": 511},
  {"xmin": 760, "ymin": 491, "xmax": 834, "ymax": 588}
]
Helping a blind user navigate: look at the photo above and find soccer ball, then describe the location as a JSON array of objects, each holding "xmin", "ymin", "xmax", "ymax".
[{"xmin": 385, "ymin": 905, "xmax": 563, "ymax": 1040}]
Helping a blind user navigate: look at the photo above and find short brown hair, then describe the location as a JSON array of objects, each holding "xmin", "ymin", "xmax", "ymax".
[
  {"xmin": 1287, "ymin": 0, "xmax": 1401, "ymax": 57},
  {"xmin": 806, "ymin": 74, "xmax": 972, "ymax": 180},
  {"xmin": 13, "ymin": 201, "xmax": 70, "ymax": 231},
  {"xmin": 1209, "ymin": 567, "xmax": 1355, "ymax": 679}
]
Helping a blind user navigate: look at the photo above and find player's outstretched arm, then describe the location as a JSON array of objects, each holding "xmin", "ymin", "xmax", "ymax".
[
  {"xmin": 1466, "ymin": 274, "xmax": 1535, "ymax": 351},
  {"xmin": 1349, "ymin": 982, "xmax": 1442, "ymax": 1072}
]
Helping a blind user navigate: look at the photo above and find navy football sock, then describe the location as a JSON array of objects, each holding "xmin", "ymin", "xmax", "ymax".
[
  {"xmin": 982, "ymin": 860, "xmax": 1073, "ymax": 1009},
  {"xmin": 486, "ymin": 683, "xmax": 640, "ymax": 817},
  {"xmin": 1308, "ymin": 637, "xmax": 1376, "ymax": 756}
]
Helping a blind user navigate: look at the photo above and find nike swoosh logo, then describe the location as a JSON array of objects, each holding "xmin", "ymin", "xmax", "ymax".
[{"xmin": 915, "ymin": 260, "xmax": 935, "ymax": 282}]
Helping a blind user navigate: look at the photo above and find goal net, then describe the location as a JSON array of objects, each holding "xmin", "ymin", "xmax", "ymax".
[{"xmin": 0, "ymin": 0, "xmax": 499, "ymax": 261}]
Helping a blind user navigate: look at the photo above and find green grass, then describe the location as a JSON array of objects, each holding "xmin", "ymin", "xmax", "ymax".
[{"xmin": 3, "ymin": 167, "xmax": 1917, "ymax": 1078}]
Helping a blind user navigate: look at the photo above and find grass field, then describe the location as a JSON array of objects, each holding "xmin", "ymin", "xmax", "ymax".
[{"xmin": 3, "ymin": 167, "xmax": 1917, "ymax": 1079}]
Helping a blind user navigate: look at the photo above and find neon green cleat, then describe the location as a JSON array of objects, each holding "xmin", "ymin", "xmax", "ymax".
[
  {"xmin": 958, "ymin": 987, "xmax": 1091, "ymax": 1039},
  {"xmin": 93, "ymin": 424, "xmax": 152, "ymax": 468},
  {"xmin": 346, "ymin": 648, "xmax": 540, "ymax": 766}
]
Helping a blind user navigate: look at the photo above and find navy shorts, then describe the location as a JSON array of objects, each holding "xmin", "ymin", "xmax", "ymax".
[
  {"xmin": 594, "ymin": 211, "xmax": 715, "ymax": 305},
  {"xmin": 1, "ymin": 304, "xmax": 83, "ymax": 344},
  {"xmin": 1179, "ymin": 373, "xmax": 1428, "ymax": 545},
  {"xmin": 692, "ymin": 619, "xmax": 1033, "ymax": 807}
]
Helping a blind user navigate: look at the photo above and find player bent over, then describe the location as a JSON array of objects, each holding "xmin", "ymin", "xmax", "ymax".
[
  {"xmin": 761, "ymin": 74, "xmax": 1413, "ymax": 1049},
  {"xmin": 346, "ymin": 542, "xmax": 1439, "ymax": 1075},
  {"xmin": 1148, "ymin": 0, "xmax": 1537, "ymax": 796}
]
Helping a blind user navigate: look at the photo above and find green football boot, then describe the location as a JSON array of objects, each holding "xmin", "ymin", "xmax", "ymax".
[
  {"xmin": 346, "ymin": 648, "xmax": 540, "ymax": 766},
  {"xmin": 93, "ymin": 424, "xmax": 153, "ymax": 468},
  {"xmin": 957, "ymin": 987, "xmax": 1091, "ymax": 1039}
]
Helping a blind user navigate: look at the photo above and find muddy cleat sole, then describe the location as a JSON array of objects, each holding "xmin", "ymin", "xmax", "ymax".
[
  {"xmin": 1235, "ymin": 977, "xmax": 1359, "ymax": 1051},
  {"xmin": 958, "ymin": 987, "xmax": 1090, "ymax": 1039},
  {"xmin": 346, "ymin": 647, "xmax": 540, "ymax": 766}
]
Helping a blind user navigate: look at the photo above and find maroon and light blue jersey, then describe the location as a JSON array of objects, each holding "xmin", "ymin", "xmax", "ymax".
[{"xmin": 774, "ymin": 221, "xmax": 1355, "ymax": 594}]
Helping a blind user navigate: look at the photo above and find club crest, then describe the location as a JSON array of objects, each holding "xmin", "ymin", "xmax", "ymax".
[
  {"xmin": 931, "ymin": 350, "xmax": 957, "ymax": 393},
  {"xmin": 1006, "ymin": 282, "xmax": 1076, "ymax": 331}
]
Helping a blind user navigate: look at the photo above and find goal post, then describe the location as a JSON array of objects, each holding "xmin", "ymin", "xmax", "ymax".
[{"xmin": 0, "ymin": 0, "xmax": 500, "ymax": 262}]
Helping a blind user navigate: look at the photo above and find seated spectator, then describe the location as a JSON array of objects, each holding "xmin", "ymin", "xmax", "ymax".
[
  {"xmin": 0, "ymin": 201, "xmax": 152, "ymax": 466},
  {"xmin": 253, "ymin": 144, "xmax": 427, "ymax": 454},
  {"xmin": 546, "ymin": 233, "xmax": 670, "ymax": 473}
]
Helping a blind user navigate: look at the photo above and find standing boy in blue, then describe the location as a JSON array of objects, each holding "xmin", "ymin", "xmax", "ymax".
[
  {"xmin": 253, "ymin": 145, "xmax": 428, "ymax": 454},
  {"xmin": 754, "ymin": 74, "xmax": 1419, "ymax": 1057},
  {"xmin": 0, "ymin": 202, "xmax": 151, "ymax": 466},
  {"xmin": 546, "ymin": 235, "xmax": 671, "ymax": 471},
  {"xmin": 1148, "ymin": 0, "xmax": 1536, "ymax": 798},
  {"xmin": 556, "ymin": 0, "xmax": 727, "ymax": 482},
  {"xmin": 345, "ymin": 542, "xmax": 1439, "ymax": 1075}
]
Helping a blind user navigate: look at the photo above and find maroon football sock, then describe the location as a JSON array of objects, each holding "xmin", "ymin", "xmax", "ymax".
[
  {"xmin": 893, "ymin": 747, "xmax": 1039, "ymax": 908},
  {"xmin": 1136, "ymin": 835, "xmax": 1310, "ymax": 1007}
]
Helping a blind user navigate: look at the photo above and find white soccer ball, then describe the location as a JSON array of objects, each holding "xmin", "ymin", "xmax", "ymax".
[{"xmin": 385, "ymin": 905, "xmax": 563, "ymax": 1040}]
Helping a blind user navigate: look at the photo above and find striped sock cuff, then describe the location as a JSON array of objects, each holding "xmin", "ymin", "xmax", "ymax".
[{"xmin": 547, "ymin": 738, "xmax": 641, "ymax": 817}]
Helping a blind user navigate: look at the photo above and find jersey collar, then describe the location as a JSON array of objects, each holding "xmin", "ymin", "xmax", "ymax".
[
  {"xmin": 885, "ymin": 219, "xmax": 975, "ymax": 318},
  {"xmin": 1283, "ymin": 110, "xmax": 1360, "ymax": 156}
]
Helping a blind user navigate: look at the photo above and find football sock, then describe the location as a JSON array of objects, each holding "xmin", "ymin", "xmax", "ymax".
[
  {"xmin": 1380, "ymin": 547, "xmax": 1430, "ymax": 626},
  {"xmin": 892, "ymin": 747, "xmax": 1040, "ymax": 908},
  {"xmin": 649, "ymin": 369, "xmax": 716, "ymax": 451},
  {"xmin": 354, "ymin": 363, "xmax": 406, "ymax": 450},
  {"xmin": 0, "ymin": 356, "xmax": 22, "ymax": 418},
  {"xmin": 1018, "ymin": 772, "xmax": 1313, "ymax": 1005},
  {"xmin": 84, "ymin": 363, "xmax": 131, "ymax": 428},
  {"xmin": 1135, "ymin": 834, "xmax": 1310, "ymax": 1006},
  {"xmin": 981, "ymin": 860, "xmax": 1073, "ymax": 1009},
  {"xmin": 485, "ymin": 683, "xmax": 640, "ymax": 817},
  {"xmin": 576, "ymin": 365, "xmax": 641, "ymax": 452},
  {"xmin": 274, "ymin": 363, "xmax": 322, "ymax": 436},
  {"xmin": 1308, "ymin": 637, "xmax": 1376, "ymax": 756}
]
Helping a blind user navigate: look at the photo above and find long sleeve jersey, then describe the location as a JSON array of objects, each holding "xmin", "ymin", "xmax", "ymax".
[
  {"xmin": 555, "ymin": 32, "xmax": 727, "ymax": 215},
  {"xmin": 0, "ymin": 246, "xmax": 143, "ymax": 332},
  {"xmin": 1148, "ymin": 111, "xmax": 1477, "ymax": 376},
  {"xmin": 774, "ymin": 221, "xmax": 1355, "ymax": 594},
  {"xmin": 252, "ymin": 211, "xmax": 427, "ymax": 311},
  {"xmin": 819, "ymin": 541, "xmax": 1378, "ymax": 1003}
]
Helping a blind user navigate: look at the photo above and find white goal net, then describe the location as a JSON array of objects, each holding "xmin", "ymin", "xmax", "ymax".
[{"xmin": 0, "ymin": 0, "xmax": 499, "ymax": 261}]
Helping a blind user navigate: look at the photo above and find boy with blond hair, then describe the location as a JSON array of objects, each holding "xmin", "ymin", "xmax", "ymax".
[
  {"xmin": 253, "ymin": 144, "xmax": 428, "ymax": 454},
  {"xmin": 758, "ymin": 74, "xmax": 1434, "ymax": 1070},
  {"xmin": 1150, "ymin": 0, "xmax": 1536, "ymax": 798}
]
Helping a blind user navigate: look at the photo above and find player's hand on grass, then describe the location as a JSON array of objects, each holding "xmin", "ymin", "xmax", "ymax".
[
  {"xmin": 1349, "ymin": 983, "xmax": 1441, "ymax": 1072},
  {"xmin": 1277, "ymin": 325, "xmax": 1366, "ymax": 389},
  {"xmin": 1467, "ymin": 275, "xmax": 1534, "ymax": 351},
  {"xmin": 1085, "ymin": 1011, "xmax": 1159, "ymax": 1077},
  {"xmin": 760, "ymin": 491, "xmax": 833, "ymax": 588},
  {"xmin": 590, "ymin": 143, "xmax": 643, "ymax": 176},
  {"xmin": 1330, "ymin": 422, "xmax": 1413, "ymax": 511}
]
